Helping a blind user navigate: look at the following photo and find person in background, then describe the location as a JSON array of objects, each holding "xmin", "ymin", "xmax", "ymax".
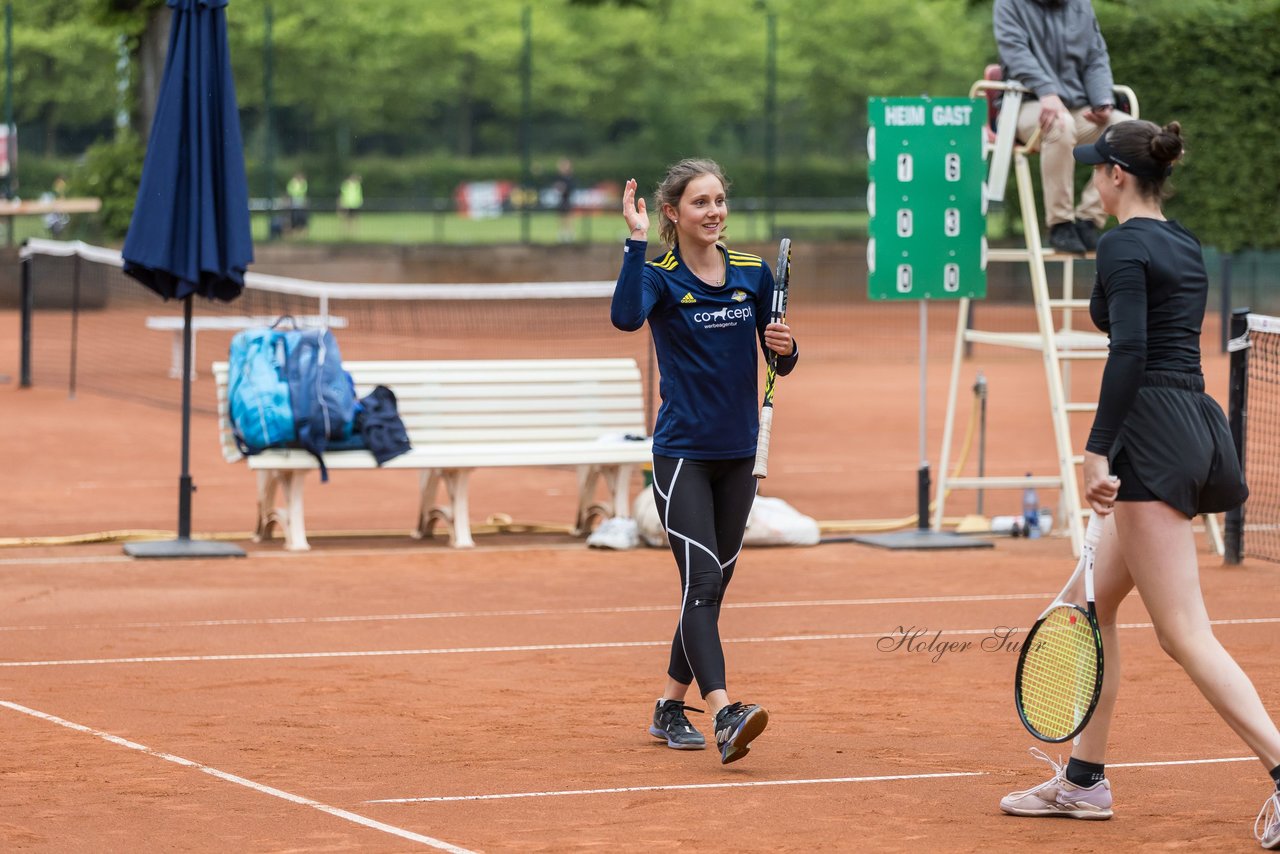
[
  {"xmin": 287, "ymin": 171, "xmax": 309, "ymax": 235},
  {"xmin": 42, "ymin": 175, "xmax": 70, "ymax": 238},
  {"xmin": 612, "ymin": 158, "xmax": 798, "ymax": 765},
  {"xmin": 994, "ymin": 0, "xmax": 1131, "ymax": 254},
  {"xmin": 553, "ymin": 158, "xmax": 576, "ymax": 243},
  {"xmin": 338, "ymin": 173, "xmax": 363, "ymax": 235}
]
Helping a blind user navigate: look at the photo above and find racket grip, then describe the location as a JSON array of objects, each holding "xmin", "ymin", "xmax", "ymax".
[
  {"xmin": 754, "ymin": 406, "xmax": 774, "ymax": 478},
  {"xmin": 1084, "ymin": 513, "xmax": 1105, "ymax": 548}
]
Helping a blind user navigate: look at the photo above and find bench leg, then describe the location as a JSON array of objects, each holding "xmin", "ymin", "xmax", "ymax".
[
  {"xmin": 574, "ymin": 464, "xmax": 633, "ymax": 535},
  {"xmin": 415, "ymin": 468, "xmax": 475, "ymax": 548},
  {"xmin": 254, "ymin": 469, "xmax": 311, "ymax": 551}
]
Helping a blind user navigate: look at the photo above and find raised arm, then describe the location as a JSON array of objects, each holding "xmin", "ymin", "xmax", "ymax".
[{"xmin": 612, "ymin": 178, "xmax": 661, "ymax": 332}]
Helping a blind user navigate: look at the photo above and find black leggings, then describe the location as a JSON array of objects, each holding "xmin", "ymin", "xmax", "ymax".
[{"xmin": 651, "ymin": 454, "xmax": 757, "ymax": 697}]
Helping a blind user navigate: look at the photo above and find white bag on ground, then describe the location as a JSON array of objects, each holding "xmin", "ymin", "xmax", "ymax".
[
  {"xmin": 633, "ymin": 490, "xmax": 818, "ymax": 548},
  {"xmin": 633, "ymin": 487, "xmax": 667, "ymax": 548},
  {"xmin": 743, "ymin": 495, "xmax": 820, "ymax": 546}
]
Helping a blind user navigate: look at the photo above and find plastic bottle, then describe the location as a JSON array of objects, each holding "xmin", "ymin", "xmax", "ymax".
[{"xmin": 1022, "ymin": 474, "xmax": 1041, "ymax": 539}]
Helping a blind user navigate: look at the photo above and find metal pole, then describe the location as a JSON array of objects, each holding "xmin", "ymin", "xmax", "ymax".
[
  {"xmin": 1220, "ymin": 253, "xmax": 1233, "ymax": 354},
  {"xmin": 1225, "ymin": 306, "xmax": 1250, "ymax": 564},
  {"xmin": 975, "ymin": 370, "xmax": 988, "ymax": 515},
  {"xmin": 917, "ymin": 300, "xmax": 930, "ymax": 530},
  {"xmin": 263, "ymin": 3, "xmax": 275, "ymax": 213},
  {"xmin": 19, "ymin": 252, "xmax": 31, "ymax": 387},
  {"xmin": 3, "ymin": 2, "xmax": 13, "ymax": 201},
  {"xmin": 69, "ymin": 254, "xmax": 80, "ymax": 399},
  {"xmin": 764, "ymin": 12, "xmax": 777, "ymax": 239},
  {"xmin": 177, "ymin": 294, "xmax": 195, "ymax": 540},
  {"xmin": 519, "ymin": 4, "xmax": 532, "ymax": 244}
]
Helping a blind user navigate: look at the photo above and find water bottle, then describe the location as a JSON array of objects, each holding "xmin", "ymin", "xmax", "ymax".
[{"xmin": 1022, "ymin": 474, "xmax": 1041, "ymax": 539}]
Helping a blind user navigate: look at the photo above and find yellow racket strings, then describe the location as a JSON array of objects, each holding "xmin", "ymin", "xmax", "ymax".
[{"xmin": 1020, "ymin": 607, "xmax": 1100, "ymax": 739}]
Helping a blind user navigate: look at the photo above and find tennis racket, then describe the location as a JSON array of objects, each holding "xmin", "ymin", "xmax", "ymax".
[
  {"xmin": 753, "ymin": 237, "xmax": 791, "ymax": 479},
  {"xmin": 1014, "ymin": 512, "xmax": 1106, "ymax": 742}
]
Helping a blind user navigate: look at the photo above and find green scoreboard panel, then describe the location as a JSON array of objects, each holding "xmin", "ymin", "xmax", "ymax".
[{"xmin": 867, "ymin": 97, "xmax": 986, "ymax": 300}]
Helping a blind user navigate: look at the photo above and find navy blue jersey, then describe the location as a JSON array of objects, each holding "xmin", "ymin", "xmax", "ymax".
[{"xmin": 611, "ymin": 238, "xmax": 798, "ymax": 459}]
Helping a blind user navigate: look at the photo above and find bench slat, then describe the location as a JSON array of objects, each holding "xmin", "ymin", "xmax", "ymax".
[
  {"xmin": 397, "ymin": 398, "xmax": 644, "ymax": 416},
  {"xmin": 403, "ymin": 411, "xmax": 644, "ymax": 429},
  {"xmin": 372, "ymin": 381, "xmax": 643, "ymax": 401}
]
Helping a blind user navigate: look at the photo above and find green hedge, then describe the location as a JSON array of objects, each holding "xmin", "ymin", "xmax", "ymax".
[{"xmin": 1100, "ymin": 0, "xmax": 1280, "ymax": 251}]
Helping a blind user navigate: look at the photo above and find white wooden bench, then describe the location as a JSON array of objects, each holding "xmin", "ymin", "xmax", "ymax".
[
  {"xmin": 211, "ymin": 358, "xmax": 653, "ymax": 550},
  {"xmin": 148, "ymin": 314, "xmax": 347, "ymax": 379}
]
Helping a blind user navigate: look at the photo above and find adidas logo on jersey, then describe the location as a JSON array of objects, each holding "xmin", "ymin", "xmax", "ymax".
[{"xmin": 681, "ymin": 292, "xmax": 697, "ymax": 304}]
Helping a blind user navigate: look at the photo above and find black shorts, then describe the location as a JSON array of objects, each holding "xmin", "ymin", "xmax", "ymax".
[{"xmin": 1108, "ymin": 371, "xmax": 1248, "ymax": 518}]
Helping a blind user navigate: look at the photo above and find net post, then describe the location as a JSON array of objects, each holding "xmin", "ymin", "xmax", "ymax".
[
  {"xmin": 18, "ymin": 248, "xmax": 31, "ymax": 387},
  {"xmin": 1224, "ymin": 306, "xmax": 1250, "ymax": 565}
]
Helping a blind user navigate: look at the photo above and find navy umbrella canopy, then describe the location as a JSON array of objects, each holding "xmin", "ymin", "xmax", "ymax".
[
  {"xmin": 122, "ymin": 0, "xmax": 253, "ymax": 558},
  {"xmin": 123, "ymin": 0, "xmax": 253, "ymax": 302}
]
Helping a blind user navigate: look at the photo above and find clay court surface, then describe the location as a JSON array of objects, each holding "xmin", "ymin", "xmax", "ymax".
[{"xmin": 4, "ymin": 301, "xmax": 1279, "ymax": 851}]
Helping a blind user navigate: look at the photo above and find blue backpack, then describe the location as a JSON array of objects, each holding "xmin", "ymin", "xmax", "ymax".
[
  {"xmin": 228, "ymin": 327, "xmax": 295, "ymax": 456},
  {"xmin": 283, "ymin": 327, "xmax": 357, "ymax": 482}
]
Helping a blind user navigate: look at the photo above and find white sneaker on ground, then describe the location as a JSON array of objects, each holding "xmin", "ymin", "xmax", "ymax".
[
  {"xmin": 587, "ymin": 517, "xmax": 639, "ymax": 550},
  {"xmin": 1000, "ymin": 748, "xmax": 1113, "ymax": 820},
  {"xmin": 1258, "ymin": 791, "xmax": 1280, "ymax": 849}
]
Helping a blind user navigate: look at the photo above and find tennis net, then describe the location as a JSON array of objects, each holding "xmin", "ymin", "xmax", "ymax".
[
  {"xmin": 16, "ymin": 239, "xmax": 655, "ymax": 421},
  {"xmin": 1236, "ymin": 312, "xmax": 1280, "ymax": 562}
]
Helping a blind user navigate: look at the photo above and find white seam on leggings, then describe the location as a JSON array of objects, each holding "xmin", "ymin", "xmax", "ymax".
[
  {"xmin": 659, "ymin": 459, "xmax": 696, "ymax": 679},
  {"xmin": 659, "ymin": 458, "xmax": 726, "ymax": 685}
]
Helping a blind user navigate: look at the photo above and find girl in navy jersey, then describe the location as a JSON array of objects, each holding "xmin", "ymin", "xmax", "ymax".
[
  {"xmin": 612, "ymin": 159, "xmax": 797, "ymax": 765},
  {"xmin": 999, "ymin": 121, "xmax": 1280, "ymax": 849}
]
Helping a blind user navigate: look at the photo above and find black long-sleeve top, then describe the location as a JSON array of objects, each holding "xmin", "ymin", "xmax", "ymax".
[{"xmin": 1086, "ymin": 218, "xmax": 1207, "ymax": 455}]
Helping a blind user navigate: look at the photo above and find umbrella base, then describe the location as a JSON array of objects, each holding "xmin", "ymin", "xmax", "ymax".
[
  {"xmin": 123, "ymin": 538, "xmax": 246, "ymax": 559},
  {"xmin": 831, "ymin": 531, "xmax": 995, "ymax": 550}
]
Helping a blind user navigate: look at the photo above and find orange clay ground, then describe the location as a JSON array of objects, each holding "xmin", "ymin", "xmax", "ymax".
[{"xmin": 3, "ymin": 302, "xmax": 1278, "ymax": 852}]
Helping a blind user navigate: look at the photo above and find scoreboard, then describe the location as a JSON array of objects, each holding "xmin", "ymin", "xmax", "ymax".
[{"xmin": 867, "ymin": 97, "xmax": 987, "ymax": 300}]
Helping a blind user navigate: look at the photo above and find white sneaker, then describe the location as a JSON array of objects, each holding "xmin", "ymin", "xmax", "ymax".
[
  {"xmin": 587, "ymin": 517, "xmax": 639, "ymax": 550},
  {"xmin": 1258, "ymin": 791, "xmax": 1280, "ymax": 849},
  {"xmin": 1000, "ymin": 748, "xmax": 1113, "ymax": 820}
]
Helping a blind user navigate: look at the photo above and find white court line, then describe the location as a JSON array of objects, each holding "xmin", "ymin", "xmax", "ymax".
[
  {"xmin": 367, "ymin": 771, "xmax": 987, "ymax": 803},
  {"xmin": 2, "ymin": 616, "xmax": 1277, "ymax": 669},
  {"xmin": 0, "ymin": 700, "xmax": 473, "ymax": 853},
  {"xmin": 368, "ymin": 756, "xmax": 1261, "ymax": 805},
  {"xmin": 1110, "ymin": 757, "xmax": 1255, "ymax": 769},
  {"xmin": 0, "ymin": 592, "xmax": 1056, "ymax": 633}
]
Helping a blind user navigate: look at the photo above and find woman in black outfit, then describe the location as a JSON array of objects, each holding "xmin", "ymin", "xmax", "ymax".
[{"xmin": 999, "ymin": 120, "xmax": 1280, "ymax": 850}]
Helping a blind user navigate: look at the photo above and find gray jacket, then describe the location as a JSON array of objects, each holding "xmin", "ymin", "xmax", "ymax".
[{"xmin": 994, "ymin": 0, "xmax": 1115, "ymax": 109}]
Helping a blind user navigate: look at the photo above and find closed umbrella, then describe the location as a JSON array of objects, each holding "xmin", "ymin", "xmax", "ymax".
[{"xmin": 122, "ymin": 0, "xmax": 252, "ymax": 558}]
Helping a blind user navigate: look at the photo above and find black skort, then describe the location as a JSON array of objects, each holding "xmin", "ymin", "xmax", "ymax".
[{"xmin": 1108, "ymin": 371, "xmax": 1248, "ymax": 518}]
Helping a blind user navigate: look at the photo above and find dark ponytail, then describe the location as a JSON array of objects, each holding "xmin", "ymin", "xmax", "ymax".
[{"xmin": 1149, "ymin": 121, "xmax": 1184, "ymax": 167}]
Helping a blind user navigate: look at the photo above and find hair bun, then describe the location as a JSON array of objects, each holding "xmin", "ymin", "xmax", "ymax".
[{"xmin": 1150, "ymin": 121, "xmax": 1184, "ymax": 165}]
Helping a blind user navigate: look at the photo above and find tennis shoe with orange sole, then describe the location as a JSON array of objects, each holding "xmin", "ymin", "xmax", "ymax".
[
  {"xmin": 714, "ymin": 702, "xmax": 768, "ymax": 765},
  {"xmin": 1000, "ymin": 748, "xmax": 1113, "ymax": 820},
  {"xmin": 1258, "ymin": 791, "xmax": 1280, "ymax": 849}
]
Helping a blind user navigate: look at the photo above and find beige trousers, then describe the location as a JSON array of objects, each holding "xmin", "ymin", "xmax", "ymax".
[{"xmin": 1016, "ymin": 102, "xmax": 1132, "ymax": 228}]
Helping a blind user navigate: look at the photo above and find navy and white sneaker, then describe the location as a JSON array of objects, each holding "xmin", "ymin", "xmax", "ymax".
[
  {"xmin": 649, "ymin": 699, "xmax": 706, "ymax": 750},
  {"xmin": 714, "ymin": 702, "xmax": 769, "ymax": 764}
]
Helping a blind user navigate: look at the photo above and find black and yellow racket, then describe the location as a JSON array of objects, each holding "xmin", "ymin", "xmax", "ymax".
[
  {"xmin": 753, "ymin": 237, "xmax": 791, "ymax": 479},
  {"xmin": 1014, "ymin": 513, "xmax": 1106, "ymax": 742}
]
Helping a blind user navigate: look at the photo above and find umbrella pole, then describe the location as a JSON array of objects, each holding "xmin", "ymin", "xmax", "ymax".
[
  {"xmin": 123, "ymin": 295, "xmax": 244, "ymax": 559},
  {"xmin": 178, "ymin": 293, "xmax": 194, "ymax": 539}
]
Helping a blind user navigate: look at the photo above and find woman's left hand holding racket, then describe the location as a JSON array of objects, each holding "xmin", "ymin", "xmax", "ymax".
[{"xmin": 1083, "ymin": 451, "xmax": 1119, "ymax": 515}]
